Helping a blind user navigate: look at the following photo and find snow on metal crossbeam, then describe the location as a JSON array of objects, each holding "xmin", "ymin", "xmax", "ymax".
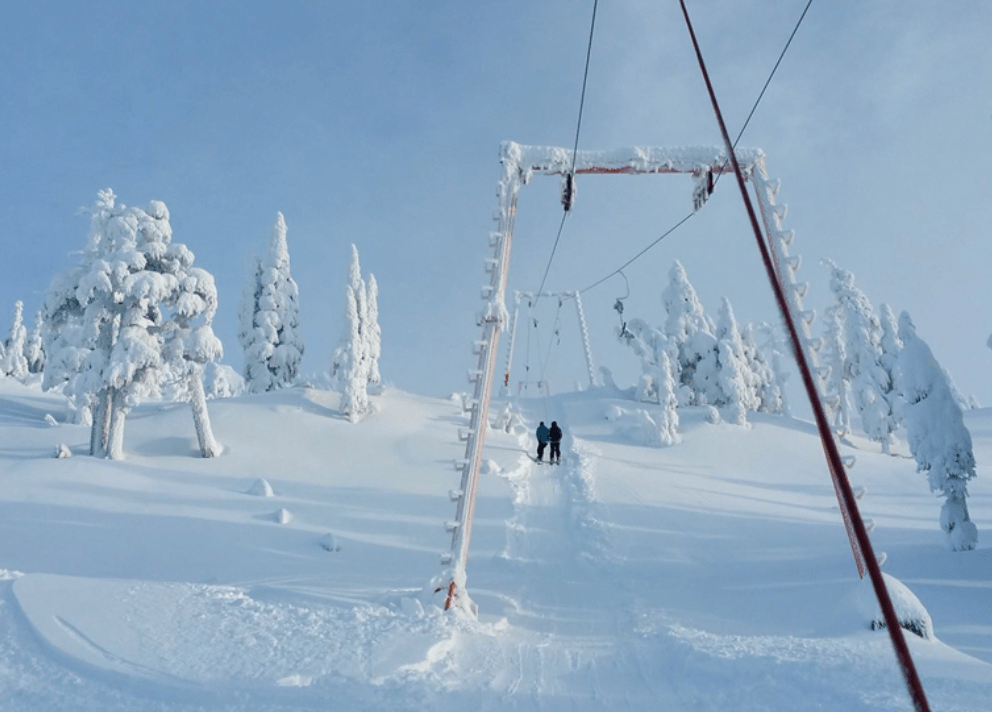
[{"xmin": 502, "ymin": 141, "xmax": 764, "ymax": 177}]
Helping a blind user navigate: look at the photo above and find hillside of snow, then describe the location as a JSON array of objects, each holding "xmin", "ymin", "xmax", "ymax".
[{"xmin": 0, "ymin": 378, "xmax": 988, "ymax": 711}]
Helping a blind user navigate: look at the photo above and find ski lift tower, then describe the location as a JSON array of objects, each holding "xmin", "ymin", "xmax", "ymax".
[
  {"xmin": 439, "ymin": 141, "xmax": 829, "ymax": 613},
  {"xmin": 502, "ymin": 290, "xmax": 597, "ymax": 396}
]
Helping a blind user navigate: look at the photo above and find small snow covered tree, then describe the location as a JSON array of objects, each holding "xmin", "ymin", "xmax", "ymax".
[
  {"xmin": 339, "ymin": 286, "xmax": 370, "ymax": 420},
  {"xmin": 820, "ymin": 306, "xmax": 852, "ymax": 437},
  {"xmin": 3, "ymin": 301, "xmax": 29, "ymax": 378},
  {"xmin": 365, "ymin": 273, "xmax": 381, "ymax": 386},
  {"xmin": 43, "ymin": 189, "xmax": 124, "ymax": 446},
  {"xmin": 330, "ymin": 244, "xmax": 381, "ymax": 395},
  {"xmin": 619, "ymin": 318, "xmax": 671, "ymax": 404},
  {"xmin": 710, "ymin": 298, "xmax": 758, "ymax": 425},
  {"xmin": 662, "ymin": 260, "xmax": 716, "ymax": 405},
  {"xmin": 741, "ymin": 323, "xmax": 782, "ymax": 414},
  {"xmin": 878, "ymin": 303, "xmax": 904, "ymax": 428},
  {"xmin": 24, "ymin": 309, "xmax": 45, "ymax": 375},
  {"xmin": 202, "ymin": 362, "xmax": 245, "ymax": 399},
  {"xmin": 656, "ymin": 351, "xmax": 681, "ymax": 445},
  {"xmin": 897, "ymin": 312, "xmax": 978, "ymax": 551},
  {"xmin": 161, "ymin": 267, "xmax": 224, "ymax": 457},
  {"xmin": 238, "ymin": 212, "xmax": 304, "ymax": 393},
  {"xmin": 826, "ymin": 260, "xmax": 898, "ymax": 453},
  {"xmin": 330, "ymin": 245, "xmax": 367, "ymax": 388}
]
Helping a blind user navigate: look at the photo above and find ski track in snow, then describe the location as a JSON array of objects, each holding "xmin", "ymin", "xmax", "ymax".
[{"xmin": 499, "ymin": 404, "xmax": 613, "ymax": 567}]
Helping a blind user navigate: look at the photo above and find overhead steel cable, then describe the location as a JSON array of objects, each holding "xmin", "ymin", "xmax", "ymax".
[
  {"xmin": 534, "ymin": 0, "xmax": 600, "ymax": 306},
  {"xmin": 576, "ymin": 0, "xmax": 814, "ymax": 297}
]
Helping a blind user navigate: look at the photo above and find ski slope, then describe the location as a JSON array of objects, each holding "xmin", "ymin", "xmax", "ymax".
[{"xmin": 0, "ymin": 378, "xmax": 988, "ymax": 710}]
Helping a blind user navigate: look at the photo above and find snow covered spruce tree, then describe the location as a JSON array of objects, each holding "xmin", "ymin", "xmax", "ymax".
[
  {"xmin": 662, "ymin": 260, "xmax": 716, "ymax": 405},
  {"xmin": 820, "ymin": 306, "xmax": 852, "ymax": 437},
  {"xmin": 825, "ymin": 259, "xmax": 898, "ymax": 453},
  {"xmin": 330, "ymin": 245, "xmax": 382, "ymax": 417},
  {"xmin": 655, "ymin": 350, "xmax": 680, "ymax": 445},
  {"xmin": 3, "ymin": 301, "xmax": 29, "ymax": 378},
  {"xmin": 339, "ymin": 286, "xmax": 369, "ymax": 420},
  {"xmin": 617, "ymin": 317, "xmax": 671, "ymax": 404},
  {"xmin": 24, "ymin": 309, "xmax": 45, "ymax": 375},
  {"xmin": 709, "ymin": 297, "xmax": 759, "ymax": 425},
  {"xmin": 160, "ymin": 266, "xmax": 224, "ymax": 457},
  {"xmin": 238, "ymin": 212, "xmax": 304, "ymax": 393},
  {"xmin": 365, "ymin": 273, "xmax": 382, "ymax": 387},
  {"xmin": 897, "ymin": 312, "xmax": 978, "ymax": 551},
  {"xmin": 741, "ymin": 323, "xmax": 784, "ymax": 414},
  {"xmin": 877, "ymin": 303, "xmax": 904, "ymax": 425},
  {"xmin": 42, "ymin": 189, "xmax": 222, "ymax": 459}
]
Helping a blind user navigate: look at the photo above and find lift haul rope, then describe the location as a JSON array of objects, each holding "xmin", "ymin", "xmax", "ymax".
[
  {"xmin": 534, "ymin": 0, "xmax": 599, "ymax": 305},
  {"xmin": 678, "ymin": 2, "xmax": 931, "ymax": 710},
  {"xmin": 574, "ymin": 0, "xmax": 814, "ymax": 300}
]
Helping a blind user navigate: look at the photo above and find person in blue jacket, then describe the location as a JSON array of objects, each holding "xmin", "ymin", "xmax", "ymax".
[{"xmin": 535, "ymin": 421, "xmax": 550, "ymax": 461}]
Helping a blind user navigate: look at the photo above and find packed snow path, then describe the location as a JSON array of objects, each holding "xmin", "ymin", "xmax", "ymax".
[{"xmin": 499, "ymin": 404, "xmax": 610, "ymax": 568}]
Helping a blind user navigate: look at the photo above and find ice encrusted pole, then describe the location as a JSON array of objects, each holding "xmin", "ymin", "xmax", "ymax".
[{"xmin": 440, "ymin": 143, "xmax": 520, "ymax": 614}]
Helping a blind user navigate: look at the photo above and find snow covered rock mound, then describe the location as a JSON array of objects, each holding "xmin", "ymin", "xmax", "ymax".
[
  {"xmin": 247, "ymin": 478, "xmax": 275, "ymax": 497},
  {"xmin": 855, "ymin": 572, "xmax": 934, "ymax": 640}
]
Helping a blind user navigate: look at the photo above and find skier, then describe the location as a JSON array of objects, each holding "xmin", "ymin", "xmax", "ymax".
[
  {"xmin": 549, "ymin": 421, "xmax": 563, "ymax": 464},
  {"xmin": 535, "ymin": 421, "xmax": 550, "ymax": 461}
]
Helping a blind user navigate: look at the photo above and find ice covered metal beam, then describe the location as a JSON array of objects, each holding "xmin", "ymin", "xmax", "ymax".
[{"xmin": 502, "ymin": 141, "xmax": 764, "ymax": 178}]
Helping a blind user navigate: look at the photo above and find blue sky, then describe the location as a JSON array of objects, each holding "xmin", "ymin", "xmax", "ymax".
[{"xmin": 2, "ymin": 0, "xmax": 991, "ymax": 404}]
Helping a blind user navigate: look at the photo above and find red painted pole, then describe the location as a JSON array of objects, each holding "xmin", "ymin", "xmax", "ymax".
[{"xmin": 678, "ymin": 2, "xmax": 931, "ymax": 710}]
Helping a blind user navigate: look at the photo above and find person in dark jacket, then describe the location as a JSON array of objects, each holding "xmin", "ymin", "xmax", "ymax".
[
  {"xmin": 549, "ymin": 421, "xmax": 563, "ymax": 464},
  {"xmin": 535, "ymin": 421, "xmax": 550, "ymax": 461}
]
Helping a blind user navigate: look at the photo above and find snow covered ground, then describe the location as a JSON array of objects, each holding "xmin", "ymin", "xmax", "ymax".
[{"xmin": 0, "ymin": 378, "xmax": 988, "ymax": 710}]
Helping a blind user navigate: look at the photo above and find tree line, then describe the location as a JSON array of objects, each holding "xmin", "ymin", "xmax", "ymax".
[
  {"xmin": 1, "ymin": 190, "xmax": 381, "ymax": 461},
  {"xmin": 618, "ymin": 258, "xmax": 978, "ymax": 552}
]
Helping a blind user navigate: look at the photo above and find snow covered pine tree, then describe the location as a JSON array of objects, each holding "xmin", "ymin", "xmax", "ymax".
[
  {"xmin": 662, "ymin": 260, "xmax": 716, "ymax": 406},
  {"xmin": 330, "ymin": 245, "xmax": 382, "ymax": 420},
  {"xmin": 238, "ymin": 212, "xmax": 304, "ymax": 393},
  {"xmin": 24, "ymin": 309, "xmax": 45, "ymax": 375},
  {"xmin": 825, "ymin": 259, "xmax": 898, "ymax": 453},
  {"xmin": 3, "ymin": 300, "xmax": 28, "ymax": 378},
  {"xmin": 897, "ymin": 312, "xmax": 978, "ymax": 551},
  {"xmin": 42, "ymin": 190, "xmax": 223, "ymax": 459}
]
